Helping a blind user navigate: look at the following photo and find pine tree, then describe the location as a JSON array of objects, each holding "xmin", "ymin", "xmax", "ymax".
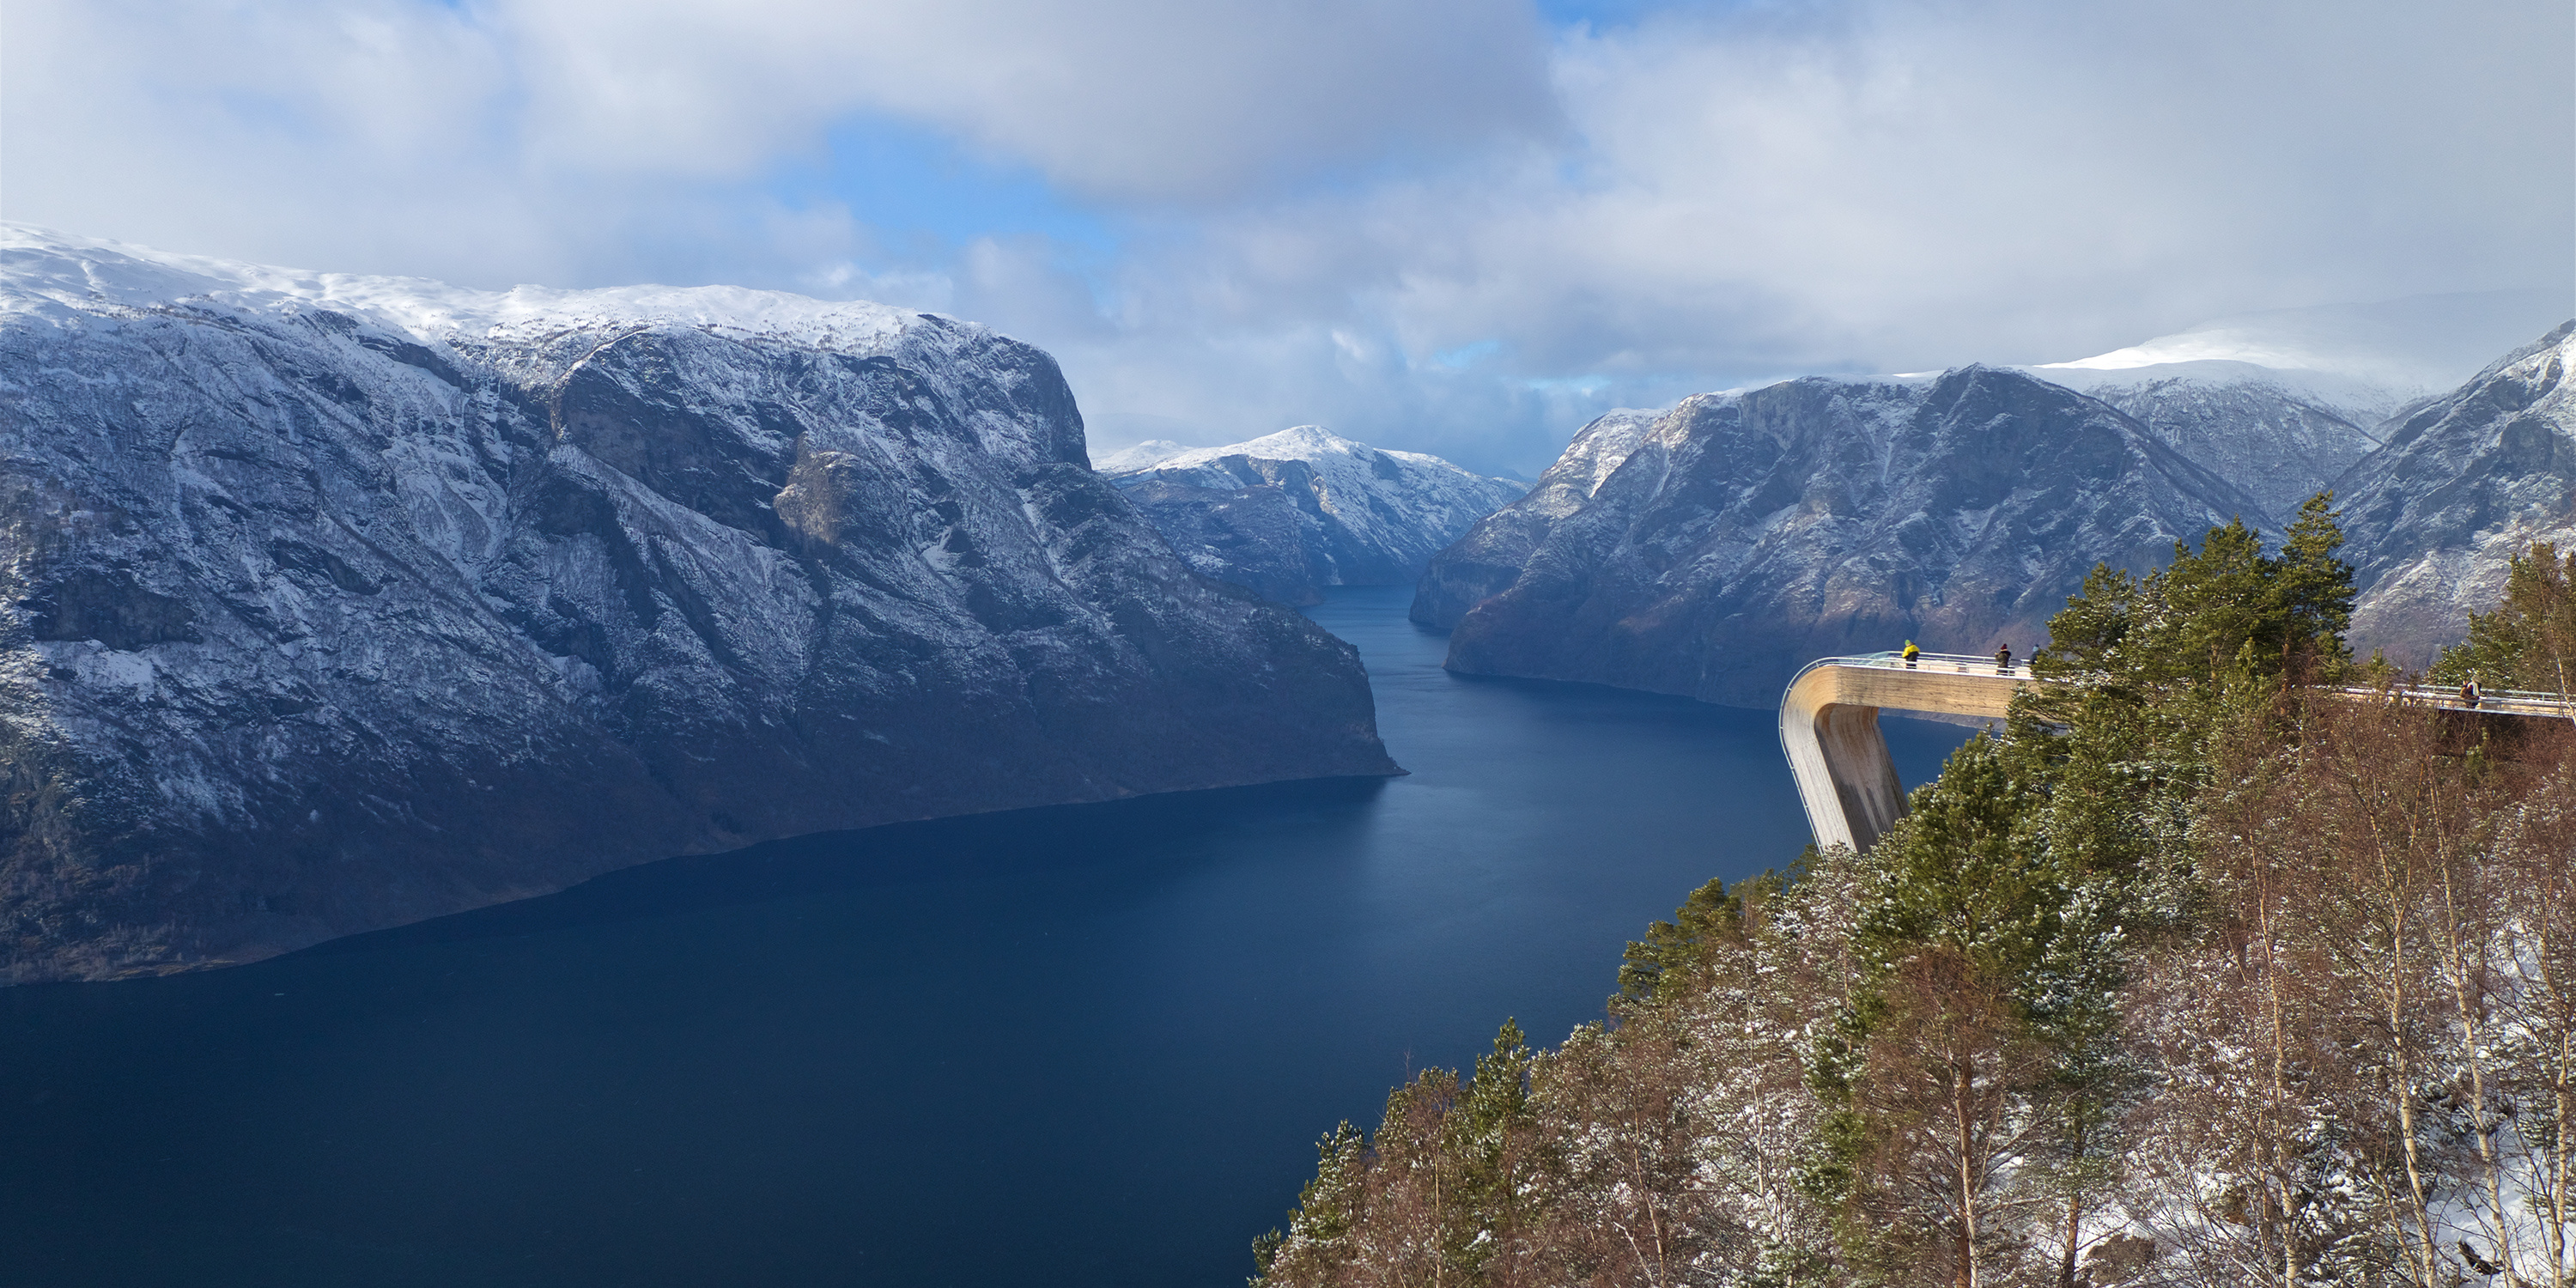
[{"xmin": 2432, "ymin": 541, "xmax": 2576, "ymax": 694}]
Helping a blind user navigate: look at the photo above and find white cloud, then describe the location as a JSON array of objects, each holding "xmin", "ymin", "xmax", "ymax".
[
  {"xmin": 1055, "ymin": 0, "xmax": 2574, "ymax": 469},
  {"xmin": 3, "ymin": 0, "xmax": 2567, "ymax": 475},
  {"xmin": 489, "ymin": 0, "xmax": 1560, "ymax": 201}
]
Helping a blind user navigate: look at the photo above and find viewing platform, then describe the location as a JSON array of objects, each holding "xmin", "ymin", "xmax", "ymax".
[{"xmin": 1779, "ymin": 651, "xmax": 2576, "ymax": 853}]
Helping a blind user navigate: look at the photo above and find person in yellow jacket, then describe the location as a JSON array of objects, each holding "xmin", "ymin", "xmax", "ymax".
[{"xmin": 1901, "ymin": 640, "xmax": 1920, "ymax": 667}]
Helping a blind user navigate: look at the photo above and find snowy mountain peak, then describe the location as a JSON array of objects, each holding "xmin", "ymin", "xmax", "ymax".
[
  {"xmin": 1, "ymin": 222, "xmax": 920, "ymax": 355},
  {"xmin": 1147, "ymin": 424, "xmax": 1370, "ymax": 471},
  {"xmin": 1091, "ymin": 440, "xmax": 1189, "ymax": 472},
  {"xmin": 1104, "ymin": 426, "xmax": 1524, "ymax": 605}
]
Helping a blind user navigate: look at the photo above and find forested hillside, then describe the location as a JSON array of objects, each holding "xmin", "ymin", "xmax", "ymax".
[{"xmin": 1255, "ymin": 499, "xmax": 2576, "ymax": 1288}]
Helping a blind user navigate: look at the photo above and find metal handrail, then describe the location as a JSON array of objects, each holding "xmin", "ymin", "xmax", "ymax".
[
  {"xmin": 1823, "ymin": 650, "xmax": 2030, "ymax": 673},
  {"xmin": 2336, "ymin": 683, "xmax": 2576, "ymax": 717}
]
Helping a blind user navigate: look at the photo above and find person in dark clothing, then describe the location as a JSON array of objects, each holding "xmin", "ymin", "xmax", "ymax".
[
  {"xmin": 1995, "ymin": 643, "xmax": 2013, "ymax": 674},
  {"xmin": 2462, "ymin": 676, "xmax": 2482, "ymax": 709}
]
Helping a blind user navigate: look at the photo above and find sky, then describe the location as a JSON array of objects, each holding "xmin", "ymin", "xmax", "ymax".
[{"xmin": 3, "ymin": 0, "xmax": 2570, "ymax": 476}]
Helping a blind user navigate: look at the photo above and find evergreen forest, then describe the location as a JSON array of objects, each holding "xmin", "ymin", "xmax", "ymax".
[{"xmin": 1253, "ymin": 496, "xmax": 2576, "ymax": 1288}]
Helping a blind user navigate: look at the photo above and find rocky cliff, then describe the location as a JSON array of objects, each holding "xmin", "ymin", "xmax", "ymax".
[
  {"xmin": 2340, "ymin": 322, "xmax": 2576, "ymax": 664},
  {"xmin": 1104, "ymin": 426, "xmax": 1522, "ymax": 605},
  {"xmin": 0, "ymin": 227, "xmax": 1398, "ymax": 982},
  {"xmin": 1427, "ymin": 368, "xmax": 2261, "ymax": 707}
]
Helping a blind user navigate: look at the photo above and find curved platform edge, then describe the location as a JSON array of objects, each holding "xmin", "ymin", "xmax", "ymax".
[{"xmin": 1777, "ymin": 655, "xmax": 2027, "ymax": 853}]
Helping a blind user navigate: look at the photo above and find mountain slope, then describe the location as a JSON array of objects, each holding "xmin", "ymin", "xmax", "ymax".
[
  {"xmin": 2338, "ymin": 322, "xmax": 2576, "ymax": 664},
  {"xmin": 1104, "ymin": 426, "xmax": 1522, "ymax": 605},
  {"xmin": 0, "ymin": 226, "xmax": 1397, "ymax": 982},
  {"xmin": 1412, "ymin": 410, "xmax": 1658, "ymax": 628},
  {"xmin": 1436, "ymin": 368, "xmax": 2262, "ymax": 706}
]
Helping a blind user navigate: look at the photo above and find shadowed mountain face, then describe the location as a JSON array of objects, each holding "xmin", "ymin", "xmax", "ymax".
[
  {"xmin": 1103, "ymin": 426, "xmax": 1523, "ymax": 605},
  {"xmin": 1425, "ymin": 368, "xmax": 2262, "ymax": 707},
  {"xmin": 0, "ymin": 229, "xmax": 1396, "ymax": 982},
  {"xmin": 2342, "ymin": 323, "xmax": 2576, "ymax": 665}
]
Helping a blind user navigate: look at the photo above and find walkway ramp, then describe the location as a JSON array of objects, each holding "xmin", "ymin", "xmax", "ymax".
[{"xmin": 1777, "ymin": 653, "xmax": 2575, "ymax": 853}]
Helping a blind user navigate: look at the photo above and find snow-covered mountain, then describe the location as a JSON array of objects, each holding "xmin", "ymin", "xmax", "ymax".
[
  {"xmin": 2028, "ymin": 364, "xmax": 2382, "ymax": 524},
  {"xmin": 2340, "ymin": 322, "xmax": 2576, "ymax": 664},
  {"xmin": 2014, "ymin": 291, "xmax": 2568, "ymax": 525},
  {"xmin": 0, "ymin": 226, "xmax": 1396, "ymax": 981},
  {"xmin": 2027, "ymin": 297, "xmax": 2576, "ymax": 665},
  {"xmin": 1424, "ymin": 368, "xmax": 2259, "ymax": 706},
  {"xmin": 1103, "ymin": 425, "xmax": 1523, "ymax": 605}
]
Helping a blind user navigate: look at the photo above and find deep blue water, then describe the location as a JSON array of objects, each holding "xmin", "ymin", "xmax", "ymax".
[{"xmin": 0, "ymin": 586, "xmax": 1969, "ymax": 1287}]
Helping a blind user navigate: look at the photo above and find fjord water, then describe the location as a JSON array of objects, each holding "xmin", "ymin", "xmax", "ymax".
[{"xmin": 0, "ymin": 586, "xmax": 1969, "ymax": 1287}]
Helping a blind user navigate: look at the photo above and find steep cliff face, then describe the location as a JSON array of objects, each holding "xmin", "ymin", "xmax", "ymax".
[
  {"xmin": 1412, "ymin": 410, "xmax": 1656, "ymax": 629},
  {"xmin": 2340, "ymin": 322, "xmax": 2576, "ymax": 664},
  {"xmin": 0, "ymin": 227, "xmax": 1397, "ymax": 982},
  {"xmin": 1105, "ymin": 426, "xmax": 1523, "ymax": 605},
  {"xmin": 1437, "ymin": 368, "xmax": 2260, "ymax": 706}
]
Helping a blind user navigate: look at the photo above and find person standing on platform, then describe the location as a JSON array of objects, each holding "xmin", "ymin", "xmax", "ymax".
[
  {"xmin": 1902, "ymin": 641, "xmax": 1920, "ymax": 667},
  {"xmin": 1995, "ymin": 642, "xmax": 2013, "ymax": 674}
]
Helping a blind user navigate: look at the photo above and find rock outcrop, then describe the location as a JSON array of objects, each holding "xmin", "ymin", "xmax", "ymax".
[
  {"xmin": 1429, "ymin": 368, "xmax": 2262, "ymax": 707},
  {"xmin": 0, "ymin": 226, "xmax": 1398, "ymax": 982},
  {"xmin": 2339, "ymin": 322, "xmax": 2576, "ymax": 664},
  {"xmin": 1104, "ymin": 426, "xmax": 1522, "ymax": 605}
]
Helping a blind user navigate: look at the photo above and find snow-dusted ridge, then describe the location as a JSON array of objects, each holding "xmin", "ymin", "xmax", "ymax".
[
  {"xmin": 2, "ymin": 223, "xmax": 917, "ymax": 354},
  {"xmin": 2342, "ymin": 321, "xmax": 2576, "ymax": 662}
]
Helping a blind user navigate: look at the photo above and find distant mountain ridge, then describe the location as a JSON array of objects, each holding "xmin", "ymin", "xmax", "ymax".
[
  {"xmin": 1421, "ymin": 368, "xmax": 2262, "ymax": 706},
  {"xmin": 2009, "ymin": 290, "xmax": 2568, "ymax": 526},
  {"xmin": 1104, "ymin": 426, "xmax": 1523, "ymax": 606},
  {"xmin": 1417, "ymin": 298, "xmax": 2576, "ymax": 705}
]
